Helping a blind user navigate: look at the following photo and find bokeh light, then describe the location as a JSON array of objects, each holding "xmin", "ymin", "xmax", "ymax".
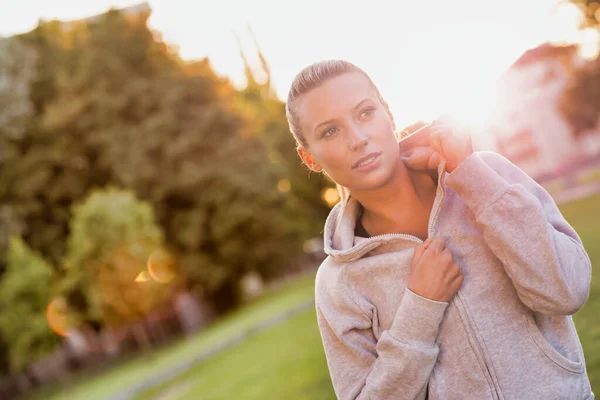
[
  {"xmin": 147, "ymin": 248, "xmax": 177, "ymax": 284},
  {"xmin": 46, "ymin": 298, "xmax": 72, "ymax": 337},
  {"xmin": 321, "ymin": 187, "xmax": 340, "ymax": 207},
  {"xmin": 277, "ymin": 178, "xmax": 291, "ymax": 193}
]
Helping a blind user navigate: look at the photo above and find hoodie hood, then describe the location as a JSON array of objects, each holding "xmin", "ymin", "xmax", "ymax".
[{"xmin": 323, "ymin": 161, "xmax": 447, "ymax": 263}]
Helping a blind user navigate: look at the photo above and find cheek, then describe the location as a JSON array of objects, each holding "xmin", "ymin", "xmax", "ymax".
[
  {"xmin": 315, "ymin": 145, "xmax": 349, "ymax": 173},
  {"xmin": 371, "ymin": 115, "xmax": 396, "ymax": 139}
]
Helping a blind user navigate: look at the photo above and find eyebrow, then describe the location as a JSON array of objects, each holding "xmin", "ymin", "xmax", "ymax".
[{"xmin": 313, "ymin": 98, "xmax": 373, "ymax": 134}]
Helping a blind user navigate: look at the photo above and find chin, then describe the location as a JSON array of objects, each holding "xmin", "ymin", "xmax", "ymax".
[{"xmin": 350, "ymin": 163, "xmax": 397, "ymax": 192}]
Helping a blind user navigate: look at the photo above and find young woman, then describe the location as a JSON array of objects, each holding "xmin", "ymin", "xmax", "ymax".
[{"xmin": 285, "ymin": 59, "xmax": 594, "ymax": 399}]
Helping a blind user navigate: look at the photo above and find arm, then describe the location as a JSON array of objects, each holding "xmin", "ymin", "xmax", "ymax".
[
  {"xmin": 316, "ymin": 264, "xmax": 448, "ymax": 399},
  {"xmin": 445, "ymin": 151, "xmax": 592, "ymax": 315}
]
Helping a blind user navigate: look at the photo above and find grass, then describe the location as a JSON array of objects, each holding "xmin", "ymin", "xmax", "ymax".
[
  {"xmin": 35, "ymin": 193, "xmax": 600, "ymax": 399},
  {"xmin": 37, "ymin": 274, "xmax": 317, "ymax": 400},
  {"xmin": 133, "ymin": 309, "xmax": 334, "ymax": 400},
  {"xmin": 577, "ymin": 168, "xmax": 600, "ymax": 186},
  {"xmin": 542, "ymin": 180, "xmax": 565, "ymax": 196},
  {"xmin": 559, "ymin": 194, "xmax": 600, "ymax": 393},
  {"xmin": 132, "ymin": 193, "xmax": 600, "ymax": 400}
]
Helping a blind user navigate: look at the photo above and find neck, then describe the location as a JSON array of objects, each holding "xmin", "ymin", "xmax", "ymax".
[{"xmin": 350, "ymin": 158, "xmax": 437, "ymax": 238}]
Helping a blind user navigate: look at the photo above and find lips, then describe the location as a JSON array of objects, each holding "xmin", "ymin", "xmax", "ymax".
[{"xmin": 352, "ymin": 152, "xmax": 382, "ymax": 169}]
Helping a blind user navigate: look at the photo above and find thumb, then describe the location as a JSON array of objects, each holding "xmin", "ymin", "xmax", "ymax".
[{"xmin": 402, "ymin": 147, "xmax": 442, "ymax": 172}]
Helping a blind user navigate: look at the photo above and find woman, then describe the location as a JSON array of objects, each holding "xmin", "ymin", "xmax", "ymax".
[{"xmin": 285, "ymin": 59, "xmax": 594, "ymax": 399}]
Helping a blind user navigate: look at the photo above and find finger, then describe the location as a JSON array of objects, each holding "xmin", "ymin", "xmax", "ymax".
[
  {"xmin": 427, "ymin": 151, "xmax": 443, "ymax": 170},
  {"xmin": 450, "ymin": 263, "xmax": 463, "ymax": 278},
  {"xmin": 425, "ymin": 237, "xmax": 446, "ymax": 255},
  {"xmin": 429, "ymin": 130, "xmax": 444, "ymax": 156},
  {"xmin": 400, "ymin": 121, "xmax": 430, "ymax": 135},
  {"xmin": 401, "ymin": 146, "xmax": 437, "ymax": 171},
  {"xmin": 453, "ymin": 273, "xmax": 464, "ymax": 288},
  {"xmin": 398, "ymin": 124, "xmax": 435, "ymax": 153},
  {"xmin": 412, "ymin": 241, "xmax": 428, "ymax": 266},
  {"xmin": 441, "ymin": 248, "xmax": 454, "ymax": 264},
  {"xmin": 412, "ymin": 236, "xmax": 435, "ymax": 268}
]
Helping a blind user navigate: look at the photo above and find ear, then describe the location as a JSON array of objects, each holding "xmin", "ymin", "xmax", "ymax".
[
  {"xmin": 383, "ymin": 100, "xmax": 397, "ymax": 132},
  {"xmin": 297, "ymin": 145, "xmax": 322, "ymax": 172}
]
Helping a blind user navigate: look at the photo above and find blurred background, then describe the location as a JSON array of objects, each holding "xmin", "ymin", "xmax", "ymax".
[{"xmin": 0, "ymin": 0, "xmax": 598, "ymax": 399}]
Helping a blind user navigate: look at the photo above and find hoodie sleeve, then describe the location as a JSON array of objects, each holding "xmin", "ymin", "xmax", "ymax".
[
  {"xmin": 445, "ymin": 151, "xmax": 592, "ymax": 316},
  {"xmin": 315, "ymin": 261, "xmax": 448, "ymax": 400}
]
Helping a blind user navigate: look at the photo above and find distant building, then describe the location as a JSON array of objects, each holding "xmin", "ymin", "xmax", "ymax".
[{"xmin": 484, "ymin": 43, "xmax": 600, "ymax": 178}]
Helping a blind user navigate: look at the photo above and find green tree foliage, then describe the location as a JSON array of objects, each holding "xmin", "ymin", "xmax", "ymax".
[
  {"xmin": 0, "ymin": 24, "xmax": 77, "ymax": 270},
  {"xmin": 0, "ymin": 5, "xmax": 326, "ymax": 324},
  {"xmin": 232, "ymin": 31, "xmax": 333, "ymax": 240},
  {"xmin": 61, "ymin": 188, "xmax": 174, "ymax": 327},
  {"xmin": 0, "ymin": 237, "xmax": 58, "ymax": 373},
  {"xmin": 0, "ymin": 36, "xmax": 37, "ymax": 267}
]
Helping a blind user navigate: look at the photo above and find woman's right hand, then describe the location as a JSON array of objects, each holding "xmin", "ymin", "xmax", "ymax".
[{"xmin": 408, "ymin": 237, "xmax": 464, "ymax": 302}]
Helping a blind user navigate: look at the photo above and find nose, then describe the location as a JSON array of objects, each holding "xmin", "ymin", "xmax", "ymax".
[{"xmin": 348, "ymin": 124, "xmax": 368, "ymax": 151}]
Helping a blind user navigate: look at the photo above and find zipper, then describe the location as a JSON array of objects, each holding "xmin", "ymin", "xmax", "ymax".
[
  {"xmin": 454, "ymin": 293, "xmax": 502, "ymax": 399},
  {"xmin": 427, "ymin": 161, "xmax": 502, "ymax": 399},
  {"xmin": 427, "ymin": 161, "xmax": 447, "ymax": 237},
  {"xmin": 351, "ymin": 160, "xmax": 449, "ymax": 245},
  {"xmin": 329, "ymin": 158, "xmax": 504, "ymax": 398},
  {"xmin": 433, "ymin": 167, "xmax": 502, "ymax": 399}
]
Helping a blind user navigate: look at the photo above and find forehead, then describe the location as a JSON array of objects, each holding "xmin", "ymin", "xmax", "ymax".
[{"xmin": 296, "ymin": 72, "xmax": 378, "ymax": 129}]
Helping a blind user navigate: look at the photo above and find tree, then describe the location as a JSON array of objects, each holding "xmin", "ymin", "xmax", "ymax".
[
  {"xmin": 567, "ymin": 0, "xmax": 600, "ymax": 29},
  {"xmin": 100, "ymin": 61, "xmax": 300, "ymax": 311},
  {"xmin": 558, "ymin": 1, "xmax": 600, "ymax": 136},
  {"xmin": 232, "ymin": 28, "xmax": 333, "ymax": 239},
  {"xmin": 0, "ymin": 36, "xmax": 37, "ymax": 271},
  {"xmin": 0, "ymin": 237, "xmax": 59, "ymax": 373},
  {"xmin": 60, "ymin": 188, "xmax": 175, "ymax": 327},
  {"xmin": 560, "ymin": 57, "xmax": 600, "ymax": 134},
  {"xmin": 1, "ymin": 7, "xmax": 317, "ymax": 319}
]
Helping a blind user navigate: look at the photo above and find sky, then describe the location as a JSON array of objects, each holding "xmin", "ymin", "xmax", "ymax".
[{"xmin": 0, "ymin": 0, "xmax": 597, "ymax": 129}]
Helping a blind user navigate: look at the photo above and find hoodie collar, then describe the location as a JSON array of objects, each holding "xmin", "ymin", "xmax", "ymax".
[{"xmin": 323, "ymin": 161, "xmax": 447, "ymax": 263}]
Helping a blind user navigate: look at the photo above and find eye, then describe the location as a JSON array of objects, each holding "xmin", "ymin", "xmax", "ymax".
[
  {"xmin": 322, "ymin": 127, "xmax": 338, "ymax": 138},
  {"xmin": 360, "ymin": 107, "xmax": 375, "ymax": 119}
]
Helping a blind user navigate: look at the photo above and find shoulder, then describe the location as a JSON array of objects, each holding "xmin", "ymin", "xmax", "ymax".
[
  {"xmin": 314, "ymin": 256, "xmax": 372, "ymax": 331},
  {"xmin": 315, "ymin": 256, "xmax": 347, "ymax": 305},
  {"xmin": 470, "ymin": 151, "xmax": 557, "ymax": 212},
  {"xmin": 315, "ymin": 257, "xmax": 365, "ymax": 314},
  {"xmin": 475, "ymin": 151, "xmax": 532, "ymax": 184}
]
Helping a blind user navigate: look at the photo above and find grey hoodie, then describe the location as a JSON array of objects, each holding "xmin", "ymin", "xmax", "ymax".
[{"xmin": 315, "ymin": 151, "xmax": 594, "ymax": 399}]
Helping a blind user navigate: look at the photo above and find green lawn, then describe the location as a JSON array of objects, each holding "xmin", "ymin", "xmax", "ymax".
[
  {"xmin": 133, "ymin": 309, "xmax": 334, "ymax": 400},
  {"xmin": 577, "ymin": 168, "xmax": 600, "ymax": 186},
  {"xmin": 559, "ymin": 194, "xmax": 600, "ymax": 392},
  {"xmin": 132, "ymin": 193, "xmax": 600, "ymax": 400},
  {"xmin": 36, "ymin": 193, "xmax": 600, "ymax": 400},
  {"xmin": 38, "ymin": 274, "xmax": 317, "ymax": 400}
]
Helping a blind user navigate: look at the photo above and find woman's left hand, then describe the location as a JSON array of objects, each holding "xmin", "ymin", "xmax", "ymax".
[{"xmin": 400, "ymin": 117, "xmax": 474, "ymax": 173}]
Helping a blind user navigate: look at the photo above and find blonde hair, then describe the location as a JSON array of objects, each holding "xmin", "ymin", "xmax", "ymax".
[{"xmin": 285, "ymin": 60, "xmax": 386, "ymax": 203}]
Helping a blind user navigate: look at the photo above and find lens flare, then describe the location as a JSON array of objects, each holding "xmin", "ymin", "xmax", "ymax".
[
  {"xmin": 46, "ymin": 298, "xmax": 71, "ymax": 337},
  {"xmin": 134, "ymin": 270, "xmax": 152, "ymax": 282},
  {"xmin": 147, "ymin": 248, "xmax": 176, "ymax": 284}
]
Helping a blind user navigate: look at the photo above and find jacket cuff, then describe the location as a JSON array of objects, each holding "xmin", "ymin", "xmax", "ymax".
[{"xmin": 389, "ymin": 288, "xmax": 449, "ymax": 348}]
